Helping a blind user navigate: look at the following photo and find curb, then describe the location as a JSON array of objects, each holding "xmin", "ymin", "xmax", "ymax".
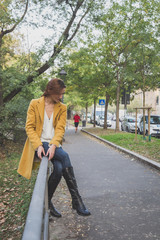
[{"xmin": 81, "ymin": 129, "xmax": 160, "ymax": 171}]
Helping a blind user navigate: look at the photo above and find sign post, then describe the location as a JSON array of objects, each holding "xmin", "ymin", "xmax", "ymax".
[{"xmin": 99, "ymin": 99, "xmax": 105, "ymax": 117}]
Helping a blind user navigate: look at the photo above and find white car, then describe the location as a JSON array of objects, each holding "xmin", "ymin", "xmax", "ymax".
[
  {"xmin": 97, "ymin": 116, "xmax": 112, "ymax": 127},
  {"xmin": 121, "ymin": 116, "xmax": 137, "ymax": 133},
  {"xmin": 138, "ymin": 115, "xmax": 160, "ymax": 137},
  {"xmin": 107, "ymin": 118, "xmax": 112, "ymax": 127}
]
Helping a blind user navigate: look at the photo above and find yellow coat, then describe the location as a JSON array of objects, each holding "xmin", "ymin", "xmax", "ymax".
[{"xmin": 17, "ymin": 96, "xmax": 67, "ymax": 179}]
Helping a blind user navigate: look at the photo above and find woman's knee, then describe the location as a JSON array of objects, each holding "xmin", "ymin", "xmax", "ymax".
[
  {"xmin": 55, "ymin": 148, "xmax": 72, "ymax": 168},
  {"xmin": 54, "ymin": 161, "xmax": 63, "ymax": 177},
  {"xmin": 63, "ymin": 152, "xmax": 72, "ymax": 168}
]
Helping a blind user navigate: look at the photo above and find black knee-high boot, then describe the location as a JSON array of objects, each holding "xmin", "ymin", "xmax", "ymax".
[
  {"xmin": 63, "ymin": 167, "xmax": 91, "ymax": 216},
  {"xmin": 48, "ymin": 172, "xmax": 62, "ymax": 217}
]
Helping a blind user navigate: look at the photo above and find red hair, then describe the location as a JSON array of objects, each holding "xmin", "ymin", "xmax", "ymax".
[{"xmin": 42, "ymin": 78, "xmax": 66, "ymax": 97}]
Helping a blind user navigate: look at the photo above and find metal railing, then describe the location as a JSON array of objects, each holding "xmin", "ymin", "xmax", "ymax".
[{"xmin": 22, "ymin": 156, "xmax": 51, "ymax": 240}]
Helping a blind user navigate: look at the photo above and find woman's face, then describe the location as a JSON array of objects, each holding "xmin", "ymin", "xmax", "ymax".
[{"xmin": 51, "ymin": 88, "xmax": 66, "ymax": 103}]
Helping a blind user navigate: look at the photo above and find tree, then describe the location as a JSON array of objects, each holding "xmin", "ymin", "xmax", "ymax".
[
  {"xmin": 1, "ymin": 0, "xmax": 104, "ymax": 105},
  {"xmin": 95, "ymin": 0, "xmax": 160, "ymax": 131},
  {"xmin": 64, "ymin": 42, "xmax": 115, "ymax": 128},
  {"xmin": 123, "ymin": 0, "xmax": 160, "ymax": 137},
  {"xmin": 0, "ymin": 0, "xmax": 29, "ymax": 105},
  {"xmin": 66, "ymin": 47, "xmax": 97, "ymax": 119},
  {"xmin": 0, "ymin": 0, "xmax": 105, "ymax": 142}
]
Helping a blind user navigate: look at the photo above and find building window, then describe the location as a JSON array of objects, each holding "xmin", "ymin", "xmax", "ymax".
[{"xmin": 156, "ymin": 96, "xmax": 159, "ymax": 105}]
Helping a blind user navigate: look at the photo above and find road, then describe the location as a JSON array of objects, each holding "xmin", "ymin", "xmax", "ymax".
[
  {"xmin": 49, "ymin": 127, "xmax": 160, "ymax": 240},
  {"xmin": 90, "ymin": 120, "xmax": 121, "ymax": 130}
]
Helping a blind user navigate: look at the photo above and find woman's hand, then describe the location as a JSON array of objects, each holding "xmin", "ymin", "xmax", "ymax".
[
  {"xmin": 37, "ymin": 145, "xmax": 45, "ymax": 159},
  {"xmin": 46, "ymin": 144, "xmax": 56, "ymax": 160}
]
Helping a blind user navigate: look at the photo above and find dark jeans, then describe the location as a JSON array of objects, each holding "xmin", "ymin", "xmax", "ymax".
[
  {"xmin": 41, "ymin": 141, "xmax": 72, "ymax": 172},
  {"xmin": 37, "ymin": 142, "xmax": 72, "ymax": 201}
]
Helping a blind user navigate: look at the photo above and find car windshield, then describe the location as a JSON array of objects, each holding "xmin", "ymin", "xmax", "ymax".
[
  {"xmin": 128, "ymin": 119, "xmax": 135, "ymax": 123},
  {"xmin": 148, "ymin": 116, "xmax": 160, "ymax": 124}
]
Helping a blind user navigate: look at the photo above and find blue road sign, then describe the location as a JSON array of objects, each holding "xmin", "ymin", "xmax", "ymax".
[{"xmin": 99, "ymin": 99, "xmax": 105, "ymax": 105}]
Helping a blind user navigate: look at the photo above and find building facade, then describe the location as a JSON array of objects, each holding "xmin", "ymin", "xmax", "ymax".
[{"xmin": 134, "ymin": 88, "xmax": 160, "ymax": 115}]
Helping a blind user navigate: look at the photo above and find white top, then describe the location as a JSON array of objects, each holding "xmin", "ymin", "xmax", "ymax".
[{"xmin": 40, "ymin": 110, "xmax": 54, "ymax": 143}]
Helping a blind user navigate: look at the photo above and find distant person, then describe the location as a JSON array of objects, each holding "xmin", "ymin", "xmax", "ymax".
[
  {"xmin": 73, "ymin": 113, "xmax": 81, "ymax": 133},
  {"xmin": 17, "ymin": 78, "xmax": 91, "ymax": 217}
]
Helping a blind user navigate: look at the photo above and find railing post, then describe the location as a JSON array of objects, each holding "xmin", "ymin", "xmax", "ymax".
[{"xmin": 22, "ymin": 156, "xmax": 49, "ymax": 240}]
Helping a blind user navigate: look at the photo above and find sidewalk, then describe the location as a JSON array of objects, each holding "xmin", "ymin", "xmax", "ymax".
[{"xmin": 49, "ymin": 127, "xmax": 160, "ymax": 240}]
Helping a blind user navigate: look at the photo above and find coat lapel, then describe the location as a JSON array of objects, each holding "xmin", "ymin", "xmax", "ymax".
[
  {"xmin": 53, "ymin": 102, "xmax": 61, "ymax": 126},
  {"xmin": 36, "ymin": 97, "xmax": 45, "ymax": 122},
  {"xmin": 36, "ymin": 97, "xmax": 61, "ymax": 126}
]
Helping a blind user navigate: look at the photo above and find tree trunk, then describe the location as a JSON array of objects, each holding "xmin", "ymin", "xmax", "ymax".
[
  {"xmin": 0, "ymin": 77, "xmax": 3, "ymax": 107},
  {"xmin": 116, "ymin": 71, "xmax": 120, "ymax": 132},
  {"xmin": 143, "ymin": 89, "xmax": 146, "ymax": 138},
  {"xmin": 93, "ymin": 98, "xmax": 96, "ymax": 127},
  {"xmin": 104, "ymin": 93, "xmax": 110, "ymax": 129},
  {"xmin": 0, "ymin": 67, "xmax": 4, "ymax": 144},
  {"xmin": 85, "ymin": 102, "xmax": 88, "ymax": 123}
]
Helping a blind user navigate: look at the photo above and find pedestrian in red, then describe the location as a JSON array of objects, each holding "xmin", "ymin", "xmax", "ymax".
[{"xmin": 73, "ymin": 113, "xmax": 80, "ymax": 133}]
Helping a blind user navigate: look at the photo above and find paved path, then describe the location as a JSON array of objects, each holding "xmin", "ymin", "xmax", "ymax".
[{"xmin": 49, "ymin": 128, "xmax": 160, "ymax": 240}]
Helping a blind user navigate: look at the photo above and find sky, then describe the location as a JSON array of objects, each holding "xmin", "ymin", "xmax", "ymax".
[{"xmin": 18, "ymin": 0, "xmax": 112, "ymax": 54}]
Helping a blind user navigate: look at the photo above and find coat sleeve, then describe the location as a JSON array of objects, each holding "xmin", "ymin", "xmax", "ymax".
[
  {"xmin": 49, "ymin": 105, "xmax": 67, "ymax": 147},
  {"xmin": 25, "ymin": 100, "xmax": 42, "ymax": 150}
]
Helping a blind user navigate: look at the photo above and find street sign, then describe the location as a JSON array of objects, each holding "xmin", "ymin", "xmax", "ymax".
[{"xmin": 99, "ymin": 99, "xmax": 105, "ymax": 105}]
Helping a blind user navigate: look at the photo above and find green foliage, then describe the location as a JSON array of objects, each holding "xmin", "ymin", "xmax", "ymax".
[
  {"xmin": 0, "ymin": 0, "xmax": 159, "ymax": 134},
  {"xmin": 0, "ymin": 72, "xmax": 47, "ymax": 143},
  {"xmin": 0, "ymin": 97, "xmax": 29, "ymax": 141},
  {"xmin": 95, "ymin": 0, "xmax": 160, "ymax": 91},
  {"xmin": 0, "ymin": 0, "xmax": 28, "ymax": 28}
]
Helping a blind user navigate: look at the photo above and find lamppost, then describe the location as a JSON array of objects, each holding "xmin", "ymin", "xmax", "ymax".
[
  {"xmin": 59, "ymin": 69, "xmax": 67, "ymax": 82},
  {"xmin": 59, "ymin": 69, "xmax": 67, "ymax": 103},
  {"xmin": 59, "ymin": 69, "xmax": 68, "ymax": 132}
]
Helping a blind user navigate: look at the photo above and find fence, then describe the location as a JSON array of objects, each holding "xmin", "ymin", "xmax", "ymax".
[{"xmin": 22, "ymin": 156, "xmax": 51, "ymax": 240}]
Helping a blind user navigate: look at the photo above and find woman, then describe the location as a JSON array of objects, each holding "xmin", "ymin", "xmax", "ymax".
[{"xmin": 17, "ymin": 78, "xmax": 90, "ymax": 217}]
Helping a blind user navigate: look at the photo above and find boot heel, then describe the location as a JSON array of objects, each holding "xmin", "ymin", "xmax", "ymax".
[{"xmin": 49, "ymin": 202, "xmax": 62, "ymax": 218}]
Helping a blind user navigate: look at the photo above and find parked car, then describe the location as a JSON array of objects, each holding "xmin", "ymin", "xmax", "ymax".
[
  {"xmin": 121, "ymin": 116, "xmax": 137, "ymax": 133},
  {"xmin": 112, "ymin": 115, "xmax": 121, "ymax": 122},
  {"xmin": 137, "ymin": 117, "xmax": 142, "ymax": 133},
  {"xmin": 82, "ymin": 113, "xmax": 91, "ymax": 122},
  {"xmin": 138, "ymin": 115, "xmax": 160, "ymax": 137},
  {"xmin": 97, "ymin": 116, "xmax": 104, "ymax": 126},
  {"xmin": 107, "ymin": 117, "xmax": 112, "ymax": 127},
  {"xmin": 97, "ymin": 116, "xmax": 112, "ymax": 127},
  {"xmin": 91, "ymin": 110, "xmax": 104, "ymax": 124}
]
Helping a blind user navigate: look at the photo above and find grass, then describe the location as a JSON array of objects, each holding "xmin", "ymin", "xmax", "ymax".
[
  {"xmin": 85, "ymin": 127, "xmax": 160, "ymax": 163},
  {"xmin": 0, "ymin": 138, "xmax": 38, "ymax": 240}
]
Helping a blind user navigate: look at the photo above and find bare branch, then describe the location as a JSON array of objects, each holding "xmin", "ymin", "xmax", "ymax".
[
  {"xmin": 1, "ymin": 0, "xmax": 29, "ymax": 37},
  {"xmin": 68, "ymin": 7, "xmax": 90, "ymax": 41},
  {"xmin": 118, "ymin": 44, "xmax": 129, "ymax": 56},
  {"xmin": 61, "ymin": 0, "xmax": 85, "ymax": 41},
  {"xmin": 3, "ymin": 0, "xmax": 90, "ymax": 103},
  {"xmin": 67, "ymin": 0, "xmax": 74, "ymax": 13}
]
